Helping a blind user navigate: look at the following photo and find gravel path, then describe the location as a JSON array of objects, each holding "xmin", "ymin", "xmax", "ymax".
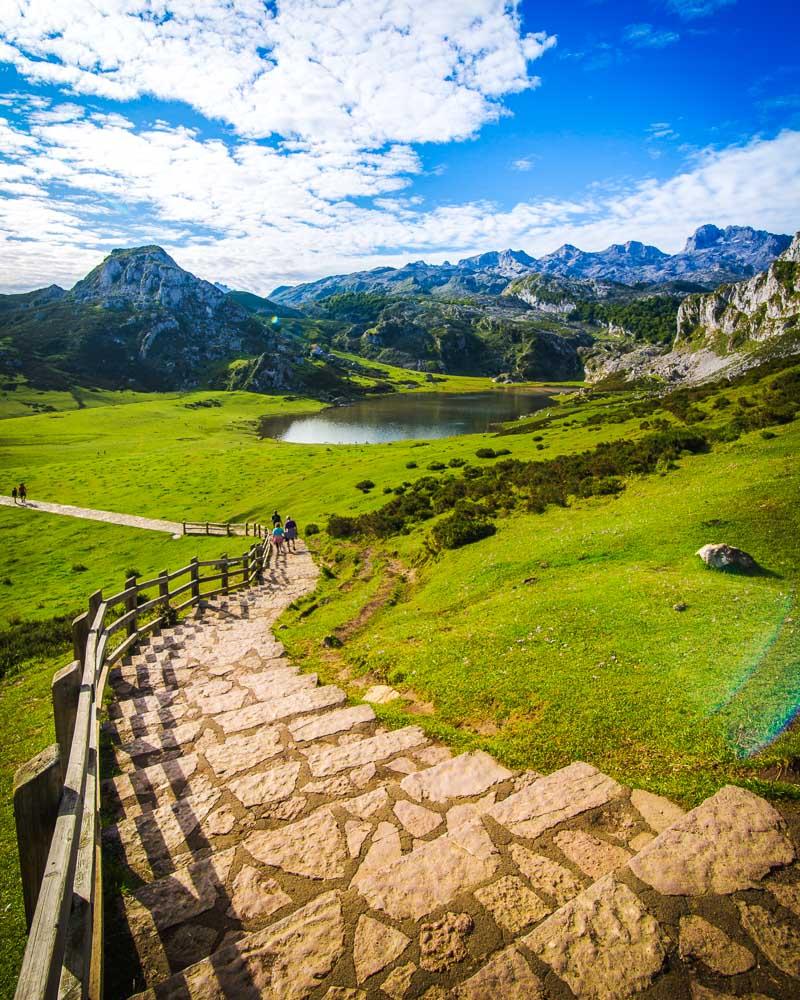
[{"xmin": 0, "ymin": 495, "xmax": 183, "ymax": 536}]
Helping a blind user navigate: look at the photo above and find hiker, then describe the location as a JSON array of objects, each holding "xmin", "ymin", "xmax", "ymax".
[
  {"xmin": 271, "ymin": 520, "xmax": 286, "ymax": 557},
  {"xmin": 18, "ymin": 482, "xmax": 27, "ymax": 504},
  {"xmin": 11, "ymin": 486, "xmax": 17, "ymax": 504},
  {"xmin": 271, "ymin": 510, "xmax": 282, "ymax": 527},
  {"xmin": 284, "ymin": 515, "xmax": 298, "ymax": 552}
]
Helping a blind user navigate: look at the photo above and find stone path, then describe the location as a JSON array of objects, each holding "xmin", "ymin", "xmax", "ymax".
[
  {"xmin": 0, "ymin": 495, "xmax": 183, "ymax": 535},
  {"xmin": 102, "ymin": 545, "xmax": 800, "ymax": 999}
]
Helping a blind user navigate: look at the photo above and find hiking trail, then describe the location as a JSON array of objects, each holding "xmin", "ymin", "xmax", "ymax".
[{"xmin": 100, "ymin": 545, "xmax": 800, "ymax": 999}]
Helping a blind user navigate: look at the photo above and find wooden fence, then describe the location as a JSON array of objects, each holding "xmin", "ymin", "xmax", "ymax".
[
  {"xmin": 12, "ymin": 537, "xmax": 271, "ymax": 1000},
  {"xmin": 182, "ymin": 521, "xmax": 268, "ymax": 538}
]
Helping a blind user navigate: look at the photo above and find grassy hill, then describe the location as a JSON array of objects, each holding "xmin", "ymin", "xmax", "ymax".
[{"xmin": 0, "ymin": 360, "xmax": 798, "ymax": 991}]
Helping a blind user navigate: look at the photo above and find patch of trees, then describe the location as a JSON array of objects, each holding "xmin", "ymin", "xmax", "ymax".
[{"xmin": 569, "ymin": 295, "xmax": 681, "ymax": 345}]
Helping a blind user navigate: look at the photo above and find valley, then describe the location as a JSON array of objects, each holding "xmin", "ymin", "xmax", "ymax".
[{"xmin": 1, "ymin": 229, "xmax": 799, "ymax": 996}]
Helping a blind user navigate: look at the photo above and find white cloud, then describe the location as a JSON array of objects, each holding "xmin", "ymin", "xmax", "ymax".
[
  {"xmin": 623, "ymin": 24, "xmax": 680, "ymax": 49},
  {"xmin": 512, "ymin": 156, "xmax": 536, "ymax": 171},
  {"xmin": 0, "ymin": 1, "xmax": 556, "ymax": 146},
  {"xmin": 665, "ymin": 0, "xmax": 735, "ymax": 19},
  {"xmin": 0, "ymin": 115, "xmax": 797, "ymax": 294},
  {"xmin": 27, "ymin": 102, "xmax": 85, "ymax": 125}
]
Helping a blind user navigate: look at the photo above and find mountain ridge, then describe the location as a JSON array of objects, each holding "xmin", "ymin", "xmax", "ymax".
[{"xmin": 270, "ymin": 224, "xmax": 792, "ymax": 307}]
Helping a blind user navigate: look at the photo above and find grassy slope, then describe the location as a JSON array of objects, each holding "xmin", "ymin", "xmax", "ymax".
[
  {"xmin": 0, "ymin": 369, "xmax": 798, "ymax": 992},
  {"xmin": 282, "ymin": 423, "xmax": 799, "ymax": 805}
]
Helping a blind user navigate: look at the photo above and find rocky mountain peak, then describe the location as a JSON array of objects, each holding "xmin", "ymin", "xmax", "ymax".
[
  {"xmin": 782, "ymin": 231, "xmax": 800, "ymax": 263},
  {"xmin": 683, "ymin": 224, "xmax": 724, "ymax": 252},
  {"xmin": 682, "ymin": 223, "xmax": 791, "ymax": 259},
  {"xmin": 71, "ymin": 244, "xmax": 227, "ymax": 313}
]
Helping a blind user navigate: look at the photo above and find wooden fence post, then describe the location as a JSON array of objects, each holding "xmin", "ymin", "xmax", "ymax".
[
  {"xmin": 52, "ymin": 661, "xmax": 81, "ymax": 783},
  {"xmin": 72, "ymin": 612, "xmax": 89, "ymax": 666},
  {"xmin": 182, "ymin": 520, "xmax": 186, "ymax": 535},
  {"xmin": 124, "ymin": 575, "xmax": 137, "ymax": 638},
  {"xmin": 88, "ymin": 589, "xmax": 102, "ymax": 625},
  {"xmin": 205, "ymin": 522, "xmax": 209, "ymax": 535},
  {"xmin": 159, "ymin": 569, "xmax": 169, "ymax": 614},
  {"xmin": 190, "ymin": 557, "xmax": 200, "ymax": 603},
  {"xmin": 242, "ymin": 551, "xmax": 249, "ymax": 585},
  {"xmin": 221, "ymin": 554, "xmax": 228, "ymax": 595},
  {"xmin": 13, "ymin": 744, "xmax": 62, "ymax": 930}
]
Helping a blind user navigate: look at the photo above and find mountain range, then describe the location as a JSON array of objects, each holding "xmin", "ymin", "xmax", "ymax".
[
  {"xmin": 0, "ymin": 224, "xmax": 797, "ymax": 397},
  {"xmin": 270, "ymin": 225, "xmax": 792, "ymax": 307}
]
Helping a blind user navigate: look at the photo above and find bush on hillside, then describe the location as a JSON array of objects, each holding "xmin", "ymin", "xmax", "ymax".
[
  {"xmin": 355, "ymin": 479, "xmax": 375, "ymax": 491},
  {"xmin": 305, "ymin": 523, "xmax": 320, "ymax": 535},
  {"xmin": 327, "ymin": 514, "xmax": 358, "ymax": 538},
  {"xmin": 0, "ymin": 613, "xmax": 76, "ymax": 680},
  {"xmin": 432, "ymin": 512, "xmax": 496, "ymax": 550}
]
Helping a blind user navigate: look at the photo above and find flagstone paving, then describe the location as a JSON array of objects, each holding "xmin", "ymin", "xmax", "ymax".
[{"xmin": 101, "ymin": 544, "xmax": 800, "ymax": 998}]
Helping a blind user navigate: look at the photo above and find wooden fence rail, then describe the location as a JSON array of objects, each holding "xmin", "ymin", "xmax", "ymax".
[
  {"xmin": 182, "ymin": 520, "xmax": 268, "ymax": 538},
  {"xmin": 12, "ymin": 534, "xmax": 273, "ymax": 1000}
]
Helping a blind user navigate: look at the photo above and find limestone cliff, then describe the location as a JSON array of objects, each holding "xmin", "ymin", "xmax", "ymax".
[{"xmin": 675, "ymin": 233, "xmax": 800, "ymax": 353}]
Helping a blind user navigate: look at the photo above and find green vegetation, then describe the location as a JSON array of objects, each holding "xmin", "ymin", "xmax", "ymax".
[
  {"xmin": 0, "ymin": 361, "xmax": 799, "ymax": 989},
  {"xmin": 569, "ymin": 294, "xmax": 681, "ymax": 344}
]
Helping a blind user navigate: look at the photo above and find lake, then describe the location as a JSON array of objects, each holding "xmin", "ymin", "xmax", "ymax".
[{"xmin": 259, "ymin": 389, "xmax": 558, "ymax": 444}]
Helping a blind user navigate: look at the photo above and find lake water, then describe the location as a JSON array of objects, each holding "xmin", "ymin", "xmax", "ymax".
[{"xmin": 259, "ymin": 390, "xmax": 557, "ymax": 444}]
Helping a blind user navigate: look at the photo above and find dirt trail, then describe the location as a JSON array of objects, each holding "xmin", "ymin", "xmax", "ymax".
[{"xmin": 0, "ymin": 495, "xmax": 183, "ymax": 536}]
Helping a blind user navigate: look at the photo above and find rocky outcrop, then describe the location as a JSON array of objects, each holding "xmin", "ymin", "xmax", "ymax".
[
  {"xmin": 502, "ymin": 273, "xmax": 621, "ymax": 314},
  {"xmin": 676, "ymin": 233, "xmax": 800, "ymax": 352},
  {"xmin": 582, "ymin": 342, "xmax": 738, "ymax": 387}
]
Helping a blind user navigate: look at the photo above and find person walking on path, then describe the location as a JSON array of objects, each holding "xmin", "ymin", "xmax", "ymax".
[
  {"xmin": 284, "ymin": 515, "xmax": 298, "ymax": 553},
  {"xmin": 11, "ymin": 486, "xmax": 17, "ymax": 505},
  {"xmin": 271, "ymin": 510, "xmax": 281, "ymax": 527},
  {"xmin": 18, "ymin": 482, "xmax": 27, "ymax": 504},
  {"xmin": 271, "ymin": 520, "xmax": 286, "ymax": 558}
]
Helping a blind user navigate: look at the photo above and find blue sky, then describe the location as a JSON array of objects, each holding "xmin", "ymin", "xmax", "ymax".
[{"xmin": 0, "ymin": 0, "xmax": 797, "ymax": 294}]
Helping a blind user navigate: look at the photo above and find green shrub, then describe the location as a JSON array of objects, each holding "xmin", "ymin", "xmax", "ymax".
[
  {"xmin": 432, "ymin": 513, "xmax": 496, "ymax": 549},
  {"xmin": 448, "ymin": 457, "xmax": 466, "ymax": 468},
  {"xmin": 475, "ymin": 448, "xmax": 496, "ymax": 458},
  {"xmin": 327, "ymin": 514, "xmax": 358, "ymax": 537},
  {"xmin": 0, "ymin": 612, "xmax": 76, "ymax": 679},
  {"xmin": 427, "ymin": 462, "xmax": 446, "ymax": 471},
  {"xmin": 71, "ymin": 563, "xmax": 88, "ymax": 573},
  {"xmin": 305, "ymin": 523, "xmax": 320, "ymax": 535},
  {"xmin": 405, "ymin": 461, "xmax": 418, "ymax": 469},
  {"xmin": 355, "ymin": 479, "xmax": 375, "ymax": 491}
]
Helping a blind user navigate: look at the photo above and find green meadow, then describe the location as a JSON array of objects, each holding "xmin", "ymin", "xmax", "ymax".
[{"xmin": 0, "ymin": 362, "xmax": 798, "ymax": 993}]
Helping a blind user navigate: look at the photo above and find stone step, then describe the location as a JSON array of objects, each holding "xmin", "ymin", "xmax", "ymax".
[
  {"xmin": 110, "ymin": 682, "xmax": 351, "ymax": 773},
  {"xmin": 102, "ymin": 705, "xmax": 380, "ymax": 823},
  {"xmin": 108, "ymin": 751, "xmax": 633, "ymax": 993},
  {"xmin": 104, "ymin": 668, "xmax": 320, "ymax": 744},
  {"xmin": 120, "ymin": 777, "xmax": 800, "ymax": 1000}
]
